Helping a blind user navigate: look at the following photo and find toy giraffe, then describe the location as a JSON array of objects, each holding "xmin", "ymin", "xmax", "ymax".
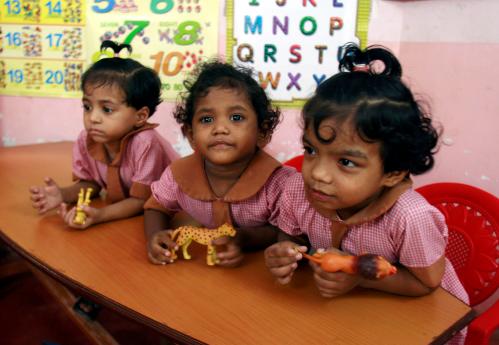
[
  {"xmin": 73, "ymin": 188, "xmax": 93, "ymax": 225},
  {"xmin": 170, "ymin": 223, "xmax": 237, "ymax": 266}
]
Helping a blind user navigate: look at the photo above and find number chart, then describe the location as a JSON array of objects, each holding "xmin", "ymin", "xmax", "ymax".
[
  {"xmin": 226, "ymin": 0, "xmax": 371, "ymax": 107},
  {"xmin": 0, "ymin": 0, "xmax": 85, "ymax": 96},
  {"xmin": 0, "ymin": 0, "xmax": 219, "ymax": 99}
]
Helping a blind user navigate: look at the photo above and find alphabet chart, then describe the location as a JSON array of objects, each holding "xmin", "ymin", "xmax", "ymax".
[
  {"xmin": 0, "ymin": 0, "xmax": 219, "ymax": 99},
  {"xmin": 226, "ymin": 0, "xmax": 371, "ymax": 107}
]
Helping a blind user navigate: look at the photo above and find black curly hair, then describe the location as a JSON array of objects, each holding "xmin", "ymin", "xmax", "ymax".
[
  {"xmin": 81, "ymin": 41, "xmax": 162, "ymax": 117},
  {"xmin": 173, "ymin": 60, "xmax": 281, "ymax": 141},
  {"xmin": 303, "ymin": 43, "xmax": 440, "ymax": 175}
]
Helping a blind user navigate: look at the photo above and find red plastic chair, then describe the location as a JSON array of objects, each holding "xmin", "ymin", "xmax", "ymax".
[
  {"xmin": 284, "ymin": 155, "xmax": 304, "ymax": 172},
  {"xmin": 416, "ymin": 182, "xmax": 499, "ymax": 345}
]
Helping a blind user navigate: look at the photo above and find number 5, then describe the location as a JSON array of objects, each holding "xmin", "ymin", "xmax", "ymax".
[{"xmin": 92, "ymin": 0, "xmax": 115, "ymax": 13}]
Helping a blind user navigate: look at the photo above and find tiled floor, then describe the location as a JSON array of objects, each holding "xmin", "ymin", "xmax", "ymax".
[{"xmin": 0, "ymin": 247, "xmax": 172, "ymax": 345}]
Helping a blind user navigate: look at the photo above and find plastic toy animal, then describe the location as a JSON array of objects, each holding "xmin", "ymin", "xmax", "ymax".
[
  {"xmin": 73, "ymin": 188, "xmax": 93, "ymax": 225},
  {"xmin": 302, "ymin": 251, "xmax": 397, "ymax": 280},
  {"xmin": 170, "ymin": 223, "xmax": 237, "ymax": 266}
]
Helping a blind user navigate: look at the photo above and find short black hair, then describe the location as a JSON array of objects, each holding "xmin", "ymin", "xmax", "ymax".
[
  {"xmin": 81, "ymin": 57, "xmax": 162, "ymax": 117},
  {"xmin": 174, "ymin": 60, "xmax": 281, "ymax": 141},
  {"xmin": 303, "ymin": 43, "xmax": 439, "ymax": 175}
]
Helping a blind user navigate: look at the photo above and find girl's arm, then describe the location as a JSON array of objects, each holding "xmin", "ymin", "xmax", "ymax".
[
  {"xmin": 59, "ymin": 196, "xmax": 143, "ymax": 229},
  {"xmin": 60, "ymin": 180, "xmax": 101, "ymax": 204},
  {"xmin": 144, "ymin": 208, "xmax": 171, "ymax": 242},
  {"xmin": 360, "ymin": 255, "xmax": 446, "ymax": 296},
  {"xmin": 90, "ymin": 197, "xmax": 144, "ymax": 224}
]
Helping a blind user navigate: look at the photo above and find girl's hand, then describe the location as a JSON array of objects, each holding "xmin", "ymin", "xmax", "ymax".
[
  {"xmin": 29, "ymin": 177, "xmax": 63, "ymax": 214},
  {"xmin": 264, "ymin": 241, "xmax": 307, "ymax": 285},
  {"xmin": 147, "ymin": 230, "xmax": 178, "ymax": 265},
  {"xmin": 310, "ymin": 248, "xmax": 362, "ymax": 298},
  {"xmin": 212, "ymin": 236, "xmax": 244, "ymax": 268},
  {"xmin": 58, "ymin": 203, "xmax": 101, "ymax": 230}
]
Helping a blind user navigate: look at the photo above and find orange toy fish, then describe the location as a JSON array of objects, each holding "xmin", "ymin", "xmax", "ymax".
[{"xmin": 302, "ymin": 251, "xmax": 397, "ymax": 280}]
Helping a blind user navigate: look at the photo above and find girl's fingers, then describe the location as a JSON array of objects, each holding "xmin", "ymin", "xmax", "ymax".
[
  {"xmin": 217, "ymin": 256, "xmax": 243, "ymax": 268},
  {"xmin": 211, "ymin": 236, "xmax": 229, "ymax": 246},
  {"xmin": 44, "ymin": 177, "xmax": 56, "ymax": 186},
  {"xmin": 29, "ymin": 186, "xmax": 39, "ymax": 193},
  {"xmin": 65, "ymin": 207, "xmax": 76, "ymax": 224},
  {"xmin": 148, "ymin": 252, "xmax": 166, "ymax": 265},
  {"xmin": 265, "ymin": 255, "xmax": 299, "ymax": 268},
  {"xmin": 270, "ymin": 262, "xmax": 297, "ymax": 279},
  {"xmin": 30, "ymin": 192, "xmax": 42, "ymax": 201},
  {"xmin": 276, "ymin": 274, "xmax": 293, "ymax": 285},
  {"xmin": 150, "ymin": 246, "xmax": 175, "ymax": 264},
  {"xmin": 58, "ymin": 203, "xmax": 68, "ymax": 216}
]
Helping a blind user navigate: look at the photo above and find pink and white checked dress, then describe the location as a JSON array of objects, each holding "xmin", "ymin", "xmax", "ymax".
[
  {"xmin": 148, "ymin": 150, "xmax": 296, "ymax": 228},
  {"xmin": 272, "ymin": 173, "xmax": 469, "ymax": 344},
  {"xmin": 273, "ymin": 173, "xmax": 469, "ymax": 303},
  {"xmin": 72, "ymin": 123, "xmax": 178, "ymax": 201}
]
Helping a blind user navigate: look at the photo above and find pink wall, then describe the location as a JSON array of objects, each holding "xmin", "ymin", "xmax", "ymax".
[{"xmin": 1, "ymin": 0, "xmax": 497, "ymax": 196}]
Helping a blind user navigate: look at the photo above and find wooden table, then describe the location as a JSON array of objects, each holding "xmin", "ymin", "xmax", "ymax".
[{"xmin": 0, "ymin": 142, "xmax": 475, "ymax": 345}]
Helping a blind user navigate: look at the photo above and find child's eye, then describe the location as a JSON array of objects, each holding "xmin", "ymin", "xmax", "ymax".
[
  {"xmin": 339, "ymin": 158, "xmax": 356, "ymax": 168},
  {"xmin": 230, "ymin": 114, "xmax": 244, "ymax": 122},
  {"xmin": 303, "ymin": 145, "xmax": 316, "ymax": 156},
  {"xmin": 103, "ymin": 107, "xmax": 113, "ymax": 114},
  {"xmin": 82, "ymin": 104, "xmax": 91, "ymax": 112},
  {"xmin": 200, "ymin": 116, "xmax": 213, "ymax": 124}
]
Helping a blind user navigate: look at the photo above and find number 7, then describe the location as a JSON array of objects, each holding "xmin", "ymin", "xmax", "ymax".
[{"xmin": 123, "ymin": 20, "xmax": 150, "ymax": 45}]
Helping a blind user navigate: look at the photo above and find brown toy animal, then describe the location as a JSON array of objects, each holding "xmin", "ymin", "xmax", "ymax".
[{"xmin": 302, "ymin": 251, "xmax": 397, "ymax": 280}]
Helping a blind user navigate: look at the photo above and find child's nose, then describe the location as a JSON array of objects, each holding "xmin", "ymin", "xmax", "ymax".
[
  {"xmin": 212, "ymin": 118, "xmax": 229, "ymax": 134},
  {"xmin": 311, "ymin": 160, "xmax": 333, "ymax": 184},
  {"xmin": 89, "ymin": 110, "xmax": 102, "ymax": 123}
]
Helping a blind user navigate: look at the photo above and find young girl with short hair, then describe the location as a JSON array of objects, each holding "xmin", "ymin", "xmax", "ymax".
[
  {"xmin": 264, "ymin": 43, "xmax": 468, "ymax": 344},
  {"xmin": 144, "ymin": 60, "xmax": 295, "ymax": 267},
  {"xmin": 29, "ymin": 41, "xmax": 178, "ymax": 229}
]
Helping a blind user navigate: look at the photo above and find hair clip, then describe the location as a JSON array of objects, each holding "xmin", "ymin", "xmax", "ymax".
[
  {"xmin": 100, "ymin": 40, "xmax": 132, "ymax": 57},
  {"xmin": 352, "ymin": 64, "xmax": 370, "ymax": 72}
]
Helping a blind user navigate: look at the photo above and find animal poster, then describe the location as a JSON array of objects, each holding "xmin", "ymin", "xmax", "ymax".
[
  {"xmin": 0, "ymin": 0, "xmax": 219, "ymax": 99},
  {"xmin": 226, "ymin": 0, "xmax": 371, "ymax": 107}
]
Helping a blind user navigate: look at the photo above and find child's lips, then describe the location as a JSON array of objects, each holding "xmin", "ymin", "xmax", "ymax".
[
  {"xmin": 309, "ymin": 188, "xmax": 335, "ymax": 202},
  {"xmin": 88, "ymin": 129, "xmax": 105, "ymax": 137},
  {"xmin": 209, "ymin": 141, "xmax": 233, "ymax": 149}
]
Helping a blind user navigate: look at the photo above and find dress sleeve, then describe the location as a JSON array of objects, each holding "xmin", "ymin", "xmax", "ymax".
[
  {"xmin": 129, "ymin": 132, "xmax": 176, "ymax": 200},
  {"xmin": 72, "ymin": 131, "xmax": 95, "ymax": 182},
  {"xmin": 395, "ymin": 205, "xmax": 448, "ymax": 268},
  {"xmin": 269, "ymin": 173, "xmax": 303, "ymax": 236},
  {"xmin": 148, "ymin": 167, "xmax": 182, "ymax": 214}
]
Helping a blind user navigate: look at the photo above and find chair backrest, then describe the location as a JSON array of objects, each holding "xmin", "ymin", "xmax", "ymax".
[
  {"xmin": 284, "ymin": 155, "xmax": 304, "ymax": 172},
  {"xmin": 416, "ymin": 182, "xmax": 499, "ymax": 306}
]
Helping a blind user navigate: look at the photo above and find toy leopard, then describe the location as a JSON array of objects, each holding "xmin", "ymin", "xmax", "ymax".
[{"xmin": 170, "ymin": 223, "xmax": 236, "ymax": 266}]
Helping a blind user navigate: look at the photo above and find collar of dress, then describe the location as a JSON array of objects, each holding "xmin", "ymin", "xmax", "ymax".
[
  {"xmin": 170, "ymin": 149, "xmax": 282, "ymax": 202},
  {"xmin": 86, "ymin": 122, "xmax": 158, "ymax": 166}
]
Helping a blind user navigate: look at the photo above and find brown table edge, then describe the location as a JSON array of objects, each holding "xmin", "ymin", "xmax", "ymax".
[
  {"xmin": 429, "ymin": 306, "xmax": 476, "ymax": 345},
  {"xmin": 0, "ymin": 228, "xmax": 206, "ymax": 345}
]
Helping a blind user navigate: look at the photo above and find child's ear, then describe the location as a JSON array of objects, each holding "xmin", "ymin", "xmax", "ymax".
[
  {"xmin": 382, "ymin": 170, "xmax": 408, "ymax": 187},
  {"xmin": 256, "ymin": 131, "xmax": 270, "ymax": 148},
  {"xmin": 135, "ymin": 106, "xmax": 149, "ymax": 127},
  {"xmin": 183, "ymin": 125, "xmax": 196, "ymax": 149}
]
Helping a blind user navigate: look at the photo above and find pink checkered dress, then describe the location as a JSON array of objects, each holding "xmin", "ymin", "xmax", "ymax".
[
  {"xmin": 273, "ymin": 174, "xmax": 468, "ymax": 302},
  {"xmin": 272, "ymin": 173, "xmax": 468, "ymax": 344},
  {"xmin": 150, "ymin": 155, "xmax": 296, "ymax": 229}
]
